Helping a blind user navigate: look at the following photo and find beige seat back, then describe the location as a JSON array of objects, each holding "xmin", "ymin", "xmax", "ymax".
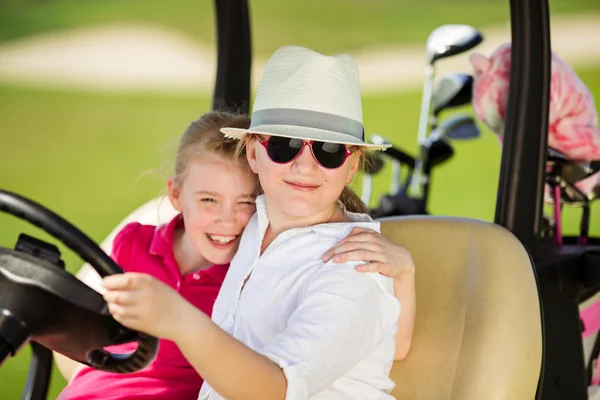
[{"xmin": 380, "ymin": 216, "xmax": 542, "ymax": 400}]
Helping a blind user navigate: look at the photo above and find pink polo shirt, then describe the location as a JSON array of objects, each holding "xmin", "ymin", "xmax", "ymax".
[{"xmin": 59, "ymin": 214, "xmax": 229, "ymax": 400}]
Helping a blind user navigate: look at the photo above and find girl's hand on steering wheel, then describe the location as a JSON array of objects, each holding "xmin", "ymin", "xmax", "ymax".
[
  {"xmin": 322, "ymin": 227, "xmax": 415, "ymax": 278},
  {"xmin": 103, "ymin": 272, "xmax": 198, "ymax": 341}
]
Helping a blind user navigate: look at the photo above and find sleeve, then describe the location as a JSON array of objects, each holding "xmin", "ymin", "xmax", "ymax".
[
  {"xmin": 110, "ymin": 222, "xmax": 142, "ymax": 272},
  {"xmin": 258, "ymin": 263, "xmax": 400, "ymax": 399}
]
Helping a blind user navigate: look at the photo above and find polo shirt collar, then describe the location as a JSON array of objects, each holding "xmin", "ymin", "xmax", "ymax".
[{"xmin": 149, "ymin": 213, "xmax": 230, "ymax": 281}]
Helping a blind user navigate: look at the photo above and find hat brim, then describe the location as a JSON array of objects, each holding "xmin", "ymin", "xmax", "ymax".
[{"xmin": 221, "ymin": 125, "xmax": 391, "ymax": 151}]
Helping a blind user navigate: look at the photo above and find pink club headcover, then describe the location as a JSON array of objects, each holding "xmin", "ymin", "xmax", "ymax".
[{"xmin": 469, "ymin": 42, "xmax": 600, "ymax": 195}]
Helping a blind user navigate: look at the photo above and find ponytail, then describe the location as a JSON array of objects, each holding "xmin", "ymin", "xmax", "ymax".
[{"xmin": 339, "ymin": 186, "xmax": 368, "ymax": 214}]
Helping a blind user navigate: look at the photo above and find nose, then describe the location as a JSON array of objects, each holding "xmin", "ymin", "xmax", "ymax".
[
  {"xmin": 216, "ymin": 203, "xmax": 236, "ymax": 225},
  {"xmin": 292, "ymin": 142, "xmax": 318, "ymax": 173}
]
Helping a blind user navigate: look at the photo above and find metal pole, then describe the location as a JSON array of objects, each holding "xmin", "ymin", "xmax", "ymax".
[
  {"xmin": 212, "ymin": 0, "xmax": 252, "ymax": 113},
  {"xmin": 494, "ymin": 0, "xmax": 551, "ymax": 259}
]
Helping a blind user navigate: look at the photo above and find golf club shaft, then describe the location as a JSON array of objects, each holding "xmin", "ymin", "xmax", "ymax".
[
  {"xmin": 579, "ymin": 204, "xmax": 590, "ymax": 246},
  {"xmin": 417, "ymin": 65, "xmax": 435, "ymax": 146},
  {"xmin": 390, "ymin": 160, "xmax": 401, "ymax": 194},
  {"xmin": 361, "ymin": 175, "xmax": 373, "ymax": 206},
  {"xmin": 553, "ymin": 184, "xmax": 563, "ymax": 246},
  {"xmin": 409, "ymin": 65, "xmax": 435, "ymax": 197}
]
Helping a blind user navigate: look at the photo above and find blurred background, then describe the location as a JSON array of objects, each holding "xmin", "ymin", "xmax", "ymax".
[{"xmin": 1, "ymin": 0, "xmax": 599, "ymax": 398}]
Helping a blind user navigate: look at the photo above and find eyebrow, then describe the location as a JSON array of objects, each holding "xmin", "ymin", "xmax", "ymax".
[
  {"xmin": 196, "ymin": 191, "xmax": 256, "ymax": 199},
  {"xmin": 195, "ymin": 191, "xmax": 220, "ymax": 197}
]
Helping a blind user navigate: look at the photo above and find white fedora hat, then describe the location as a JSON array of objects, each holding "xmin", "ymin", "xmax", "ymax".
[{"xmin": 221, "ymin": 45, "xmax": 391, "ymax": 151}]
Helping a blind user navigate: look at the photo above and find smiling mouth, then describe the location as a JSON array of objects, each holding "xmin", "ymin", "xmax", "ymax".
[
  {"xmin": 207, "ymin": 234, "xmax": 238, "ymax": 245},
  {"xmin": 285, "ymin": 181, "xmax": 320, "ymax": 191}
]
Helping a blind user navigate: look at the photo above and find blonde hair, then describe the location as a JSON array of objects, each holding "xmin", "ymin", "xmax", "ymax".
[
  {"xmin": 174, "ymin": 111, "xmax": 252, "ymax": 185},
  {"xmin": 237, "ymin": 136, "xmax": 369, "ymax": 214}
]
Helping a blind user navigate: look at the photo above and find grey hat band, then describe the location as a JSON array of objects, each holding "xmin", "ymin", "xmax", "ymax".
[{"xmin": 250, "ymin": 108, "xmax": 365, "ymax": 141}]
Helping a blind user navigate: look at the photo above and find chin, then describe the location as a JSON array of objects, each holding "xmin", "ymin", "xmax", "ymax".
[
  {"xmin": 205, "ymin": 253, "xmax": 234, "ymax": 266},
  {"xmin": 278, "ymin": 196, "xmax": 320, "ymax": 215}
]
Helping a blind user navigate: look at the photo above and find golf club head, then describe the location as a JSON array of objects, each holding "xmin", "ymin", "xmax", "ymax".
[
  {"xmin": 560, "ymin": 181, "xmax": 588, "ymax": 206},
  {"xmin": 429, "ymin": 114, "xmax": 481, "ymax": 142},
  {"xmin": 433, "ymin": 73, "xmax": 474, "ymax": 116},
  {"xmin": 547, "ymin": 148, "xmax": 592, "ymax": 182},
  {"xmin": 426, "ymin": 24, "xmax": 484, "ymax": 64},
  {"xmin": 370, "ymin": 133, "xmax": 392, "ymax": 147},
  {"xmin": 427, "ymin": 139, "xmax": 455, "ymax": 169}
]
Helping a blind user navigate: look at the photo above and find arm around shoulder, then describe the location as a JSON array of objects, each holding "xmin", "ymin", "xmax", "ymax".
[{"xmin": 259, "ymin": 262, "xmax": 400, "ymax": 397}]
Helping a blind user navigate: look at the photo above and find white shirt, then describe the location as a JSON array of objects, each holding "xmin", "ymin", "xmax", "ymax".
[{"xmin": 199, "ymin": 195, "xmax": 401, "ymax": 400}]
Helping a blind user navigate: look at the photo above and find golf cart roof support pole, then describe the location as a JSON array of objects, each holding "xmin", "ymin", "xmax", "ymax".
[
  {"xmin": 212, "ymin": 0, "xmax": 252, "ymax": 113},
  {"xmin": 494, "ymin": 0, "xmax": 551, "ymax": 258}
]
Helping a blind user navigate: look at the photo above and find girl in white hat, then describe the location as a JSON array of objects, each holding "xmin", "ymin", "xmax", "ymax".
[{"xmin": 101, "ymin": 46, "xmax": 414, "ymax": 400}]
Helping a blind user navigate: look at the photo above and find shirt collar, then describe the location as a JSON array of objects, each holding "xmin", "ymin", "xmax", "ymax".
[
  {"xmin": 149, "ymin": 213, "xmax": 230, "ymax": 281},
  {"xmin": 254, "ymin": 194, "xmax": 376, "ymax": 239},
  {"xmin": 149, "ymin": 213, "xmax": 183, "ymax": 258},
  {"xmin": 202, "ymin": 262, "xmax": 230, "ymax": 283}
]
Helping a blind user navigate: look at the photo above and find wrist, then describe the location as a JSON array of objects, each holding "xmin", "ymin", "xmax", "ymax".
[
  {"xmin": 171, "ymin": 302, "xmax": 212, "ymax": 344},
  {"xmin": 394, "ymin": 268, "xmax": 415, "ymax": 282}
]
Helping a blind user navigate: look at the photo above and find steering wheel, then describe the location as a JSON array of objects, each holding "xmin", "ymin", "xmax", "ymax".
[{"xmin": 0, "ymin": 189, "xmax": 159, "ymax": 373}]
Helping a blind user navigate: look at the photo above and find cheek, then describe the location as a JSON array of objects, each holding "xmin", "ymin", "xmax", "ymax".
[
  {"xmin": 184, "ymin": 205, "xmax": 215, "ymax": 230},
  {"xmin": 238, "ymin": 209, "xmax": 256, "ymax": 227},
  {"xmin": 324, "ymin": 168, "xmax": 352, "ymax": 188}
]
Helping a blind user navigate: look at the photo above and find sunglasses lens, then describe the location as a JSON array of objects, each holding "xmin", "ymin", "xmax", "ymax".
[
  {"xmin": 266, "ymin": 136, "xmax": 303, "ymax": 163},
  {"xmin": 312, "ymin": 141, "xmax": 348, "ymax": 169}
]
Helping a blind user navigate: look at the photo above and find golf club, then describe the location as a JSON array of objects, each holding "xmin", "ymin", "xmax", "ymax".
[
  {"xmin": 432, "ymin": 73, "xmax": 474, "ymax": 120},
  {"xmin": 411, "ymin": 24, "xmax": 483, "ymax": 198}
]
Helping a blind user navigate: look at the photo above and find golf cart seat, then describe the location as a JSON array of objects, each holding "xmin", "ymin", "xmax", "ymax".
[{"xmin": 379, "ymin": 216, "xmax": 542, "ymax": 400}]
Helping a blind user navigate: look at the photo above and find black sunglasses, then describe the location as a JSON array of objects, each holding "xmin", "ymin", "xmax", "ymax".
[{"xmin": 257, "ymin": 136, "xmax": 353, "ymax": 169}]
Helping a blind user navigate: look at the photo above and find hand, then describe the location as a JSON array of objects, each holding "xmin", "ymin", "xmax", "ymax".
[
  {"xmin": 103, "ymin": 272, "xmax": 196, "ymax": 341},
  {"xmin": 323, "ymin": 227, "xmax": 415, "ymax": 278}
]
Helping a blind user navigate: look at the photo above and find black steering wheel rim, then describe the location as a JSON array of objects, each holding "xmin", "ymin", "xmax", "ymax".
[{"xmin": 0, "ymin": 189, "xmax": 159, "ymax": 373}]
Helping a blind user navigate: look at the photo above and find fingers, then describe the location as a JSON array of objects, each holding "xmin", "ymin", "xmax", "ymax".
[
  {"xmin": 355, "ymin": 262, "xmax": 394, "ymax": 275},
  {"xmin": 106, "ymin": 303, "xmax": 143, "ymax": 331},
  {"xmin": 325, "ymin": 241, "xmax": 384, "ymax": 263},
  {"xmin": 103, "ymin": 289, "xmax": 139, "ymax": 306},
  {"xmin": 103, "ymin": 274, "xmax": 151, "ymax": 324},
  {"xmin": 103, "ymin": 272, "xmax": 152, "ymax": 290},
  {"xmin": 324, "ymin": 228, "xmax": 385, "ymax": 262},
  {"xmin": 340, "ymin": 228, "xmax": 381, "ymax": 244}
]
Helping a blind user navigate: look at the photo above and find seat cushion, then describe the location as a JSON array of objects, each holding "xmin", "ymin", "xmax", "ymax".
[{"xmin": 380, "ymin": 216, "xmax": 542, "ymax": 400}]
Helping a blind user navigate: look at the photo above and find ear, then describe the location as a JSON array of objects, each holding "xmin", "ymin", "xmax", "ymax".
[
  {"xmin": 346, "ymin": 152, "xmax": 361, "ymax": 183},
  {"xmin": 245, "ymin": 137, "xmax": 259, "ymax": 174},
  {"xmin": 167, "ymin": 178, "xmax": 183, "ymax": 212},
  {"xmin": 469, "ymin": 52, "xmax": 491, "ymax": 76}
]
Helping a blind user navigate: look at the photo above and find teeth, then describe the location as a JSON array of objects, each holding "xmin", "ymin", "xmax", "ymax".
[{"xmin": 208, "ymin": 234, "xmax": 236, "ymax": 244}]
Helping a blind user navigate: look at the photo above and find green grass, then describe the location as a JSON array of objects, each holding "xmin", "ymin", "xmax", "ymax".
[
  {"xmin": 1, "ymin": 66, "xmax": 600, "ymax": 398},
  {"xmin": 0, "ymin": 0, "xmax": 599, "ymax": 56}
]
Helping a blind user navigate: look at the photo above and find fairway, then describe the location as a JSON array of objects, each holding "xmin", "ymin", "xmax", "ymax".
[{"xmin": 1, "ymin": 0, "xmax": 599, "ymax": 55}]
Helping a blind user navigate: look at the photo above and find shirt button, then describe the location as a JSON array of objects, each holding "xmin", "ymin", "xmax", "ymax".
[
  {"xmin": 176, "ymin": 281, "xmax": 181, "ymax": 290},
  {"xmin": 193, "ymin": 273, "xmax": 200, "ymax": 280}
]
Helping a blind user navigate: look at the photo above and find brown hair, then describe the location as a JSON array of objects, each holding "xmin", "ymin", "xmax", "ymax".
[
  {"xmin": 174, "ymin": 111, "xmax": 252, "ymax": 184},
  {"xmin": 237, "ymin": 136, "xmax": 369, "ymax": 214}
]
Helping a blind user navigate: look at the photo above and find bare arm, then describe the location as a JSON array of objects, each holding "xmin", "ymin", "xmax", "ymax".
[
  {"xmin": 392, "ymin": 271, "xmax": 416, "ymax": 360},
  {"xmin": 174, "ymin": 304, "xmax": 287, "ymax": 399}
]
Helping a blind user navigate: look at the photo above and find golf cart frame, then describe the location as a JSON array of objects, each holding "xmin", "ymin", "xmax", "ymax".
[
  {"xmin": 8, "ymin": 0, "xmax": 600, "ymax": 398},
  {"xmin": 213, "ymin": 0, "xmax": 598, "ymax": 399}
]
